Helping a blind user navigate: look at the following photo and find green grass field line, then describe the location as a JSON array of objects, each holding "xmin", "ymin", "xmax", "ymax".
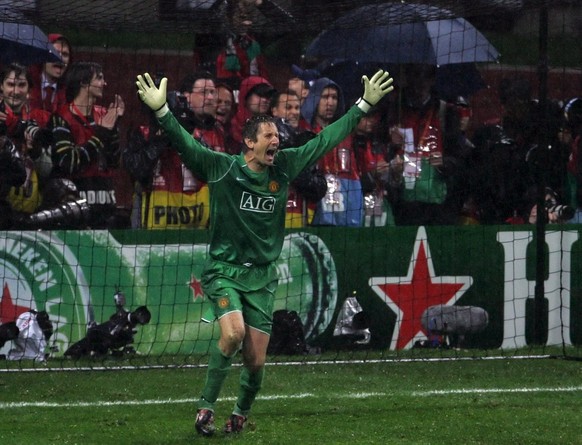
[
  {"xmin": 1, "ymin": 359, "xmax": 582, "ymax": 444},
  {"xmin": 2, "ymin": 385, "xmax": 582, "ymax": 410}
]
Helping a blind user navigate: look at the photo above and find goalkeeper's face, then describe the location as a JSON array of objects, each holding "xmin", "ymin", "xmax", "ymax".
[{"xmin": 244, "ymin": 122, "xmax": 280, "ymax": 171}]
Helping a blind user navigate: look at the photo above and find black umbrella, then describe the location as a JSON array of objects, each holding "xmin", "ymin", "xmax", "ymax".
[
  {"xmin": 304, "ymin": 3, "xmax": 499, "ymax": 66},
  {"xmin": 0, "ymin": 22, "xmax": 62, "ymax": 65}
]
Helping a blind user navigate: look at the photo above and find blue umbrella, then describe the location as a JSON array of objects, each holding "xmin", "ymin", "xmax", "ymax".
[
  {"xmin": 0, "ymin": 22, "xmax": 62, "ymax": 65},
  {"xmin": 304, "ymin": 3, "xmax": 499, "ymax": 66},
  {"xmin": 435, "ymin": 63, "xmax": 487, "ymax": 99}
]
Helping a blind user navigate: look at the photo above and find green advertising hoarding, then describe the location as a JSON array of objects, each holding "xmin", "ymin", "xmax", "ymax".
[{"xmin": 0, "ymin": 225, "xmax": 580, "ymax": 356}]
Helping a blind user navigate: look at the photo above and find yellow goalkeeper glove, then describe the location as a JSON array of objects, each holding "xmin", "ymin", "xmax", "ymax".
[
  {"xmin": 136, "ymin": 73, "xmax": 169, "ymax": 118},
  {"xmin": 357, "ymin": 69, "xmax": 394, "ymax": 113}
]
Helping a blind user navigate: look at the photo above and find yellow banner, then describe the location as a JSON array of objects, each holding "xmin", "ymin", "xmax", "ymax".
[{"xmin": 143, "ymin": 186, "xmax": 210, "ymax": 229}]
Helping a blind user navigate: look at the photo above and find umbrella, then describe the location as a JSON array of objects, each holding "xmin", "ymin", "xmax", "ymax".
[
  {"xmin": 0, "ymin": 22, "xmax": 62, "ymax": 65},
  {"xmin": 304, "ymin": 3, "xmax": 500, "ymax": 66},
  {"xmin": 434, "ymin": 63, "xmax": 487, "ymax": 99}
]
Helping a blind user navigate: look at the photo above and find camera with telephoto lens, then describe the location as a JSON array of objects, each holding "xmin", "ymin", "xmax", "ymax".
[
  {"xmin": 64, "ymin": 289, "xmax": 151, "ymax": 359},
  {"xmin": 545, "ymin": 202, "xmax": 575, "ymax": 221},
  {"xmin": 166, "ymin": 90, "xmax": 189, "ymax": 114},
  {"xmin": 20, "ymin": 198, "xmax": 91, "ymax": 230},
  {"xmin": 544, "ymin": 187, "xmax": 575, "ymax": 221}
]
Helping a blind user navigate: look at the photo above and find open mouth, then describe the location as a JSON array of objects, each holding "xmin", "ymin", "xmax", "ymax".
[{"xmin": 265, "ymin": 148, "xmax": 277, "ymax": 161}]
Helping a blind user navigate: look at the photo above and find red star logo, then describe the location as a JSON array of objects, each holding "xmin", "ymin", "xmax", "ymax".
[
  {"xmin": 189, "ymin": 275, "xmax": 204, "ymax": 300},
  {"xmin": 369, "ymin": 227, "xmax": 473, "ymax": 349},
  {"xmin": 0, "ymin": 283, "xmax": 31, "ymax": 324}
]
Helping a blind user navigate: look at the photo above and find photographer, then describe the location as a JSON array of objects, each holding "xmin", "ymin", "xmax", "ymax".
[
  {"xmin": 0, "ymin": 64, "xmax": 55, "ymax": 229},
  {"xmin": 524, "ymin": 186, "xmax": 574, "ymax": 225},
  {"xmin": 123, "ymin": 71, "xmax": 226, "ymax": 229},
  {"xmin": 0, "ymin": 63, "xmax": 53, "ymax": 170},
  {"xmin": 48, "ymin": 61, "xmax": 126, "ymax": 229},
  {"xmin": 0, "ymin": 64, "xmax": 91, "ymax": 231}
]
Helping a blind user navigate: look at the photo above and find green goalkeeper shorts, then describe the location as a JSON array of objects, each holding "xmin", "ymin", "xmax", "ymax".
[{"xmin": 201, "ymin": 260, "xmax": 279, "ymax": 335}]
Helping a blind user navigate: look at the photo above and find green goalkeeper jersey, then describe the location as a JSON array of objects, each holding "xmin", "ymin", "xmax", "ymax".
[{"xmin": 158, "ymin": 105, "xmax": 365, "ymax": 266}]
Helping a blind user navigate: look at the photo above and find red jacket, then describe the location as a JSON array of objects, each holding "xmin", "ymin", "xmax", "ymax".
[
  {"xmin": 229, "ymin": 75, "xmax": 272, "ymax": 145},
  {"xmin": 27, "ymin": 64, "xmax": 67, "ymax": 114},
  {"xmin": 310, "ymin": 125, "xmax": 360, "ymax": 181}
]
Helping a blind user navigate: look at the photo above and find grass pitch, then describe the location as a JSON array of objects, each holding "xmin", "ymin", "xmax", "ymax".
[{"xmin": 1, "ymin": 357, "xmax": 581, "ymax": 444}]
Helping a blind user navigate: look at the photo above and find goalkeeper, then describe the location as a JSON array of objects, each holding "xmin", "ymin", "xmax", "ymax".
[{"xmin": 136, "ymin": 69, "xmax": 394, "ymax": 436}]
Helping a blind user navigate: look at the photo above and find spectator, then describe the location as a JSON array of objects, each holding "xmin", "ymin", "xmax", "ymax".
[
  {"xmin": 270, "ymin": 89, "xmax": 326, "ymax": 227},
  {"xmin": 230, "ymin": 75, "xmax": 274, "ymax": 146},
  {"xmin": 216, "ymin": 83, "xmax": 235, "ymax": 127},
  {"xmin": 353, "ymin": 107, "xmax": 401, "ymax": 227},
  {"xmin": 271, "ymin": 89, "xmax": 301, "ymax": 130},
  {"xmin": 389, "ymin": 64, "xmax": 466, "ymax": 226},
  {"xmin": 469, "ymin": 77, "xmax": 562, "ymax": 224},
  {"xmin": 48, "ymin": 61, "xmax": 126, "ymax": 229},
  {"xmin": 123, "ymin": 71, "xmax": 224, "ymax": 229},
  {"xmin": 288, "ymin": 77, "xmax": 310, "ymax": 106},
  {"xmin": 215, "ymin": 82, "xmax": 238, "ymax": 154},
  {"xmin": 289, "ymin": 63, "xmax": 318, "ymax": 106},
  {"xmin": 215, "ymin": 0, "xmax": 268, "ymax": 88},
  {"xmin": 0, "ymin": 63, "xmax": 53, "ymax": 222},
  {"xmin": 28, "ymin": 34, "xmax": 72, "ymax": 113},
  {"xmin": 302, "ymin": 77, "xmax": 363, "ymax": 226},
  {"xmin": 0, "ymin": 63, "xmax": 51, "ymax": 132}
]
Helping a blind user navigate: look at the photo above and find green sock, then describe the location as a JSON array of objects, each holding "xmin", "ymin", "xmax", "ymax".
[
  {"xmin": 197, "ymin": 344, "xmax": 234, "ymax": 410},
  {"xmin": 234, "ymin": 366, "xmax": 265, "ymax": 416}
]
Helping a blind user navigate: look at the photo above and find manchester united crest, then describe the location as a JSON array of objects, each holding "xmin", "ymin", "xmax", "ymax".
[{"xmin": 268, "ymin": 181, "xmax": 280, "ymax": 193}]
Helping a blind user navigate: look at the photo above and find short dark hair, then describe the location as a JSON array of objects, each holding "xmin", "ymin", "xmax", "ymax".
[
  {"xmin": 65, "ymin": 61, "xmax": 102, "ymax": 102},
  {"xmin": 216, "ymin": 82, "xmax": 234, "ymax": 95},
  {"xmin": 241, "ymin": 114, "xmax": 275, "ymax": 149},
  {"xmin": 246, "ymin": 83, "xmax": 275, "ymax": 101},
  {"xmin": 270, "ymin": 89, "xmax": 300, "ymax": 113},
  {"xmin": 179, "ymin": 70, "xmax": 215, "ymax": 94},
  {"xmin": 0, "ymin": 63, "xmax": 32, "ymax": 88}
]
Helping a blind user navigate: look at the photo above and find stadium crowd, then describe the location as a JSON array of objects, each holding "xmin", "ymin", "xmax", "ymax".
[{"xmin": 1, "ymin": 29, "xmax": 581, "ymax": 231}]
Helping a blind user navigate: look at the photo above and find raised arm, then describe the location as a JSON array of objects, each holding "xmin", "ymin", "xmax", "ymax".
[
  {"xmin": 285, "ymin": 70, "xmax": 395, "ymax": 175},
  {"xmin": 136, "ymin": 73, "xmax": 169, "ymax": 118},
  {"xmin": 356, "ymin": 69, "xmax": 395, "ymax": 113},
  {"xmin": 135, "ymin": 72, "xmax": 222, "ymax": 181}
]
